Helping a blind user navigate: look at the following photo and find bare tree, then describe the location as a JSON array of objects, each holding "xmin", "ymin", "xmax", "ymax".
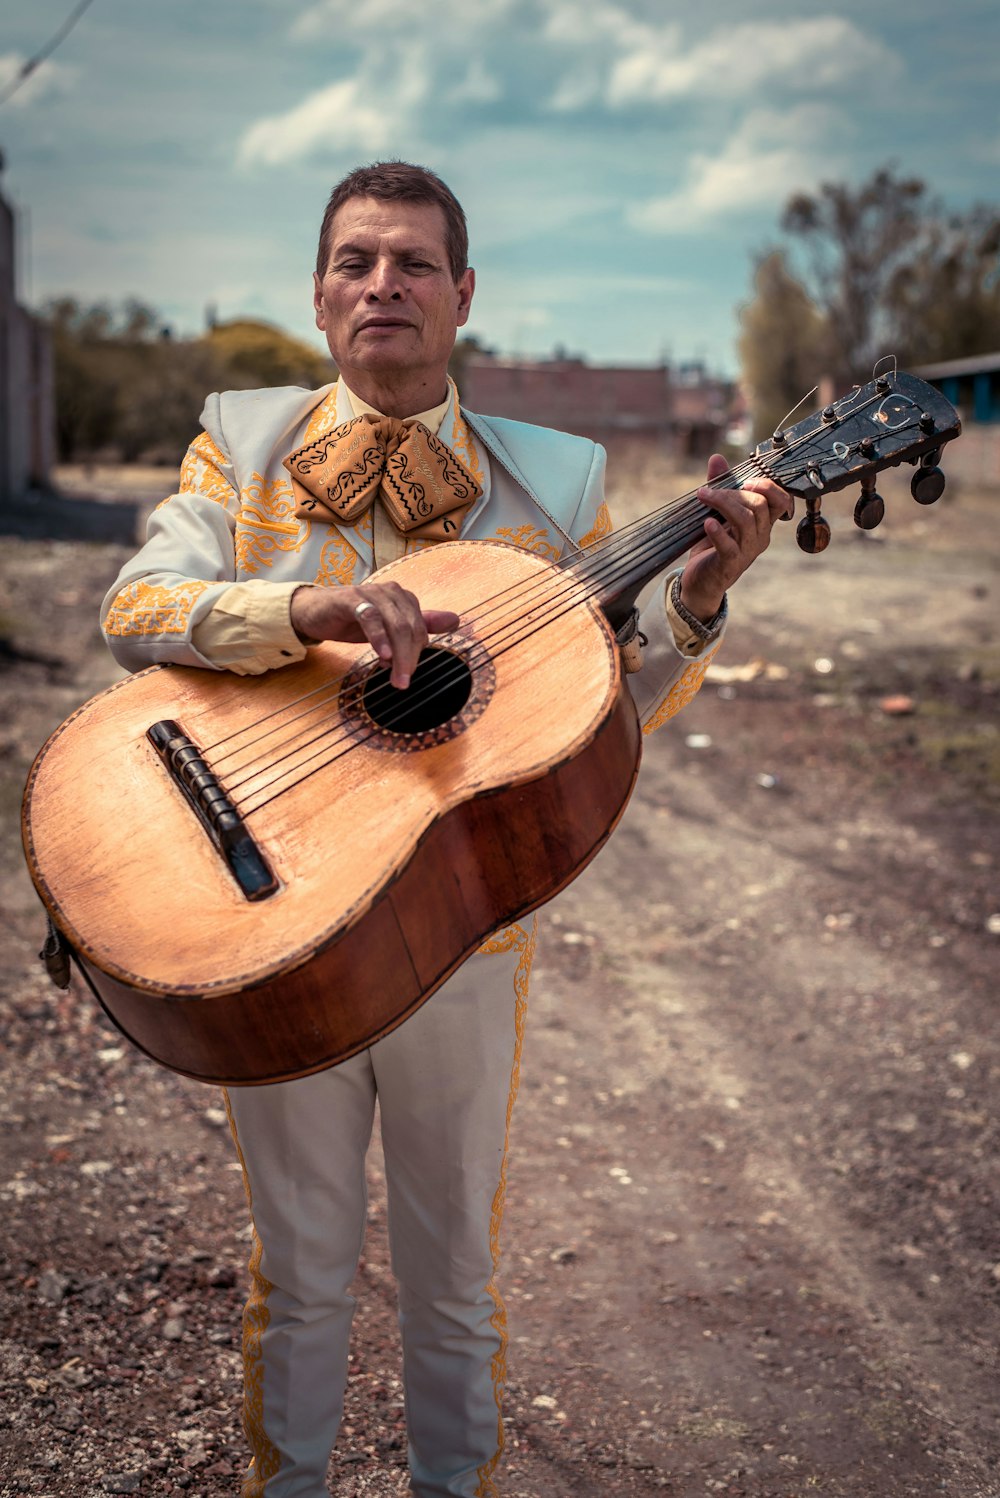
[{"xmin": 738, "ymin": 165, "xmax": 1000, "ymax": 430}]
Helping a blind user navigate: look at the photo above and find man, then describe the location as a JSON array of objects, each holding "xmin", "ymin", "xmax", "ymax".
[{"xmin": 101, "ymin": 162, "xmax": 792, "ymax": 1497}]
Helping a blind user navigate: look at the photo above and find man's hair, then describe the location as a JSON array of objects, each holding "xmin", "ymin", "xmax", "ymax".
[{"xmin": 316, "ymin": 161, "xmax": 469, "ymax": 282}]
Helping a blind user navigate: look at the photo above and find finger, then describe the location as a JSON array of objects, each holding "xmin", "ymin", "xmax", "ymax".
[
  {"xmin": 743, "ymin": 476, "xmax": 795, "ymax": 522},
  {"xmin": 706, "ymin": 451, "xmax": 728, "ymax": 482},
  {"xmin": 377, "ymin": 585, "xmax": 430, "ymax": 689},
  {"xmin": 423, "ymin": 609, "xmax": 461, "ymax": 635},
  {"xmin": 702, "ymin": 512, "xmax": 742, "ymax": 563},
  {"xmin": 351, "ymin": 599, "xmax": 393, "ymax": 659},
  {"xmin": 700, "ymin": 487, "xmax": 761, "ymax": 549}
]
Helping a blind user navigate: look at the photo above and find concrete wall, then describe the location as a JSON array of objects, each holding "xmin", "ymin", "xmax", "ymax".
[{"xmin": 0, "ymin": 186, "xmax": 55, "ymax": 505}]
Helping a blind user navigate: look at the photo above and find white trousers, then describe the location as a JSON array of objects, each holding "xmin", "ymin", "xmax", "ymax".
[{"xmin": 223, "ymin": 920, "xmax": 536, "ymax": 1498}]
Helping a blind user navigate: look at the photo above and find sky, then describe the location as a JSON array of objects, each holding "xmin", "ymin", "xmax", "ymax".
[{"xmin": 1, "ymin": 0, "xmax": 998, "ymax": 375}]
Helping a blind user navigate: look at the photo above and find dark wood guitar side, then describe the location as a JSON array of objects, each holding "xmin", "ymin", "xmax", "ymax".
[{"xmin": 23, "ymin": 542, "xmax": 641, "ymax": 1085}]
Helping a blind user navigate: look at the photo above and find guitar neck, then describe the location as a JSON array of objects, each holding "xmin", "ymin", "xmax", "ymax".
[
  {"xmin": 561, "ymin": 367, "xmax": 963, "ymax": 633},
  {"xmin": 562, "ymin": 495, "xmax": 714, "ymax": 631}
]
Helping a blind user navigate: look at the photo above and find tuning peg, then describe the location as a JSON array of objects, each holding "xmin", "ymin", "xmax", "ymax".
[
  {"xmin": 854, "ymin": 491, "xmax": 885, "ymax": 530},
  {"xmin": 854, "ymin": 472, "xmax": 885, "ymax": 531},
  {"xmin": 796, "ymin": 496, "xmax": 831, "ymax": 553},
  {"xmin": 911, "ymin": 465, "xmax": 946, "ymax": 505}
]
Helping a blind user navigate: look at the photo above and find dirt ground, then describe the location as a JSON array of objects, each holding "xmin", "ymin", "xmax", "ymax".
[{"xmin": 1, "ymin": 455, "xmax": 998, "ymax": 1498}]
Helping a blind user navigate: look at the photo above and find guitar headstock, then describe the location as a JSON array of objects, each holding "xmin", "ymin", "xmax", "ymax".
[{"xmin": 751, "ymin": 368, "xmax": 962, "ymax": 553}]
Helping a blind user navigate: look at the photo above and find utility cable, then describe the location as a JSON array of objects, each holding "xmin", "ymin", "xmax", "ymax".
[{"xmin": 0, "ymin": 0, "xmax": 98, "ymax": 110}]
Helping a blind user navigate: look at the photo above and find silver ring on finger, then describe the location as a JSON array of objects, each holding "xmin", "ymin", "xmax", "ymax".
[{"xmin": 354, "ymin": 601, "xmax": 375, "ymax": 618}]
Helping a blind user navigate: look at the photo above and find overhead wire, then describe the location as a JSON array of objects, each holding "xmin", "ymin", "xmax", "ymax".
[{"xmin": 0, "ymin": 0, "xmax": 98, "ymax": 109}]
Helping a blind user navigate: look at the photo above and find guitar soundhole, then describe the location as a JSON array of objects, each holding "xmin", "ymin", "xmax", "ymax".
[
  {"xmin": 338, "ymin": 632, "xmax": 496, "ymax": 754},
  {"xmin": 362, "ymin": 647, "xmax": 473, "ymax": 733}
]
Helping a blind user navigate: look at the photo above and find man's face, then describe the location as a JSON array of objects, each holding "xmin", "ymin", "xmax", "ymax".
[{"xmin": 313, "ymin": 196, "xmax": 474, "ymax": 400}]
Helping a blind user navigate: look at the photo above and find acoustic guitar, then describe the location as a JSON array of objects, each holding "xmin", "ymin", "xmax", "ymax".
[{"xmin": 21, "ymin": 369, "xmax": 960, "ymax": 1085}]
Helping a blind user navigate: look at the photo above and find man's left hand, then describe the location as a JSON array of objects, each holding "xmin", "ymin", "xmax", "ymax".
[{"xmin": 679, "ymin": 453, "xmax": 794, "ymax": 623}]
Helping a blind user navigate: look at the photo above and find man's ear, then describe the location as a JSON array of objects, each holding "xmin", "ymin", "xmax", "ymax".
[
  {"xmin": 313, "ymin": 271, "xmax": 326, "ymax": 329},
  {"xmin": 456, "ymin": 267, "xmax": 475, "ymax": 328}
]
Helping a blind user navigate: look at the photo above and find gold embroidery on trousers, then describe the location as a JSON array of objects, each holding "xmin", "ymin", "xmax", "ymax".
[
  {"xmin": 222, "ymin": 1089, "xmax": 281, "ymax": 1496},
  {"xmin": 474, "ymin": 917, "xmax": 537, "ymax": 1496}
]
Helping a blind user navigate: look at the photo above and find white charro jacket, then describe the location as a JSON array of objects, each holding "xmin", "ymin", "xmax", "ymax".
[{"xmin": 101, "ymin": 379, "xmax": 724, "ymax": 733}]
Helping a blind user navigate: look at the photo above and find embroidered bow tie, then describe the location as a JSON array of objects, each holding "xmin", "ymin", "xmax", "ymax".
[{"xmin": 284, "ymin": 412, "xmax": 483, "ymax": 542}]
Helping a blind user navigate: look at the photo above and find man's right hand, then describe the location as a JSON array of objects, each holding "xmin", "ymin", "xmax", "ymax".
[{"xmin": 290, "ymin": 584, "xmax": 460, "ymax": 690}]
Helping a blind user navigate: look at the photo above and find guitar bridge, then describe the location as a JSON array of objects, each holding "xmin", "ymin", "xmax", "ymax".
[{"xmin": 147, "ymin": 719, "xmax": 279, "ymax": 901}]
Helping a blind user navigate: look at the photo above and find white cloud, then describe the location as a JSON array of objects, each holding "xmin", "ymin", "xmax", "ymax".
[
  {"xmin": 291, "ymin": 0, "xmax": 518, "ymax": 40},
  {"xmin": 238, "ymin": 0, "xmax": 512, "ymax": 170},
  {"xmin": 629, "ymin": 104, "xmax": 849, "ymax": 233},
  {"xmin": 238, "ymin": 67, "xmax": 429, "ymax": 167},
  {"xmin": 0, "ymin": 53, "xmax": 75, "ymax": 108},
  {"xmin": 540, "ymin": 13, "xmax": 900, "ymax": 111}
]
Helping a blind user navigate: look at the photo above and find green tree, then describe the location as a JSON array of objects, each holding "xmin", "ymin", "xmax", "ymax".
[
  {"xmin": 737, "ymin": 251, "xmax": 829, "ymax": 440},
  {"xmin": 43, "ymin": 303, "xmax": 335, "ymax": 463}
]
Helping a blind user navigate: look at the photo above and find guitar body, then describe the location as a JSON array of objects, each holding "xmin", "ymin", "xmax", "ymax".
[{"xmin": 22, "ymin": 541, "xmax": 642, "ymax": 1085}]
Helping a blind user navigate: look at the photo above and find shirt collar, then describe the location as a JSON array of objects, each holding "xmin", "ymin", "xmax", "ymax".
[{"xmin": 338, "ymin": 376, "xmax": 455, "ymax": 436}]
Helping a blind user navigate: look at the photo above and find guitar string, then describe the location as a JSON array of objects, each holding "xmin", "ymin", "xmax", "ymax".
[
  {"xmin": 225, "ymin": 408, "xmax": 913, "ymax": 817},
  {"xmin": 216, "ymin": 403, "xmax": 895, "ymax": 806},
  {"xmin": 199, "ymin": 453, "xmax": 760, "ymax": 761},
  {"xmin": 203, "ymin": 398, "xmax": 854, "ymax": 777},
  {"xmin": 202, "ymin": 383, "xmax": 881, "ymax": 769},
  {"xmin": 196, "ymin": 389, "xmax": 897, "ymax": 807},
  {"xmin": 203, "ymin": 464, "xmax": 746, "ymax": 772},
  {"xmin": 211, "ymin": 386, "xmax": 889, "ymax": 792},
  {"xmin": 214, "ymin": 453, "xmax": 770, "ymax": 793}
]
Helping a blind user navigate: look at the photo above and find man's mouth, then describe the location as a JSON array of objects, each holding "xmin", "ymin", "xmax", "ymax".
[{"xmin": 357, "ymin": 317, "xmax": 413, "ymax": 334}]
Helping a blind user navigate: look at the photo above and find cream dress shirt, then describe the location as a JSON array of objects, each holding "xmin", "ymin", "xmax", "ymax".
[{"xmin": 189, "ymin": 381, "xmax": 718, "ymax": 673}]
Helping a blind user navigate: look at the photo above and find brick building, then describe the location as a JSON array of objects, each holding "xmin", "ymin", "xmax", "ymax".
[{"xmin": 458, "ymin": 353, "xmax": 735, "ymax": 460}]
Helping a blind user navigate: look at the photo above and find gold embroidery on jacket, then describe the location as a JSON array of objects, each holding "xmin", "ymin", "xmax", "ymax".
[
  {"xmin": 641, "ymin": 643, "xmax": 720, "ymax": 735},
  {"xmin": 450, "ymin": 412, "xmax": 484, "ymax": 491},
  {"xmin": 176, "ymin": 431, "xmax": 235, "ymax": 509},
  {"xmin": 235, "ymin": 473, "xmax": 310, "ymax": 575},
  {"xmin": 103, "ymin": 580, "xmax": 212, "ymax": 636},
  {"xmin": 303, "ymin": 387, "xmax": 340, "ymax": 444},
  {"xmin": 221, "ymin": 1089, "xmax": 281, "ymax": 1496},
  {"xmin": 493, "ymin": 522, "xmax": 559, "ymax": 560},
  {"xmin": 578, "ymin": 500, "xmax": 612, "ymax": 550},
  {"xmin": 353, "ymin": 507, "xmax": 374, "ymax": 545},
  {"xmin": 474, "ymin": 916, "xmax": 537, "ymax": 1497},
  {"xmin": 314, "ymin": 531, "xmax": 360, "ymax": 588}
]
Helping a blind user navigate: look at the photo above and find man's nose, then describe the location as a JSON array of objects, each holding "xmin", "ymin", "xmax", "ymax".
[{"xmin": 365, "ymin": 258, "xmax": 404, "ymax": 301}]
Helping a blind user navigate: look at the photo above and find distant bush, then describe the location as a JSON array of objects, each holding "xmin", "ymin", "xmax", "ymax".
[{"xmin": 44, "ymin": 299, "xmax": 334, "ymax": 463}]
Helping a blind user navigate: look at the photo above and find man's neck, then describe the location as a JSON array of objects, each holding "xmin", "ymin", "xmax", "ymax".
[{"xmin": 340, "ymin": 370, "xmax": 450, "ymax": 420}]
